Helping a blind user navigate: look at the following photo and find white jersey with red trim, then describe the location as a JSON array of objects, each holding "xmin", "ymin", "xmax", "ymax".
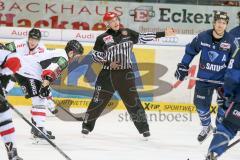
[{"xmin": 8, "ymin": 39, "xmax": 68, "ymax": 81}]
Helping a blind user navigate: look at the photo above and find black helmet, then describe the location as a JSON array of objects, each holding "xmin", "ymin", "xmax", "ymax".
[
  {"xmin": 65, "ymin": 40, "xmax": 84, "ymax": 55},
  {"xmin": 214, "ymin": 11, "xmax": 229, "ymax": 24},
  {"xmin": 28, "ymin": 28, "xmax": 41, "ymax": 40}
]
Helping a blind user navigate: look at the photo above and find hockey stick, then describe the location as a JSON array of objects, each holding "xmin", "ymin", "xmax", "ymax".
[
  {"xmin": 186, "ymin": 77, "xmax": 224, "ymax": 85},
  {"xmin": 172, "ymin": 77, "xmax": 223, "ymax": 89},
  {"xmin": 58, "ymin": 105, "xmax": 84, "ymax": 121},
  {"xmin": 214, "ymin": 137, "xmax": 240, "ymax": 159},
  {"xmin": 226, "ymin": 138, "xmax": 240, "ymax": 150},
  {"xmin": 0, "ymin": 95, "xmax": 72, "ymax": 160},
  {"xmin": 54, "ymin": 99, "xmax": 84, "ymax": 121}
]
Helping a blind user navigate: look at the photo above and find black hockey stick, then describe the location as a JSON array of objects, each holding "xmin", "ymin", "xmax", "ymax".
[
  {"xmin": 227, "ymin": 138, "xmax": 240, "ymax": 150},
  {"xmin": 212, "ymin": 137, "xmax": 240, "ymax": 159},
  {"xmin": 0, "ymin": 95, "xmax": 72, "ymax": 160},
  {"xmin": 189, "ymin": 138, "xmax": 240, "ymax": 160}
]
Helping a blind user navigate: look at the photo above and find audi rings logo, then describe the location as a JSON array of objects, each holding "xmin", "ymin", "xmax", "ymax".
[{"xmin": 161, "ymin": 36, "xmax": 179, "ymax": 43}]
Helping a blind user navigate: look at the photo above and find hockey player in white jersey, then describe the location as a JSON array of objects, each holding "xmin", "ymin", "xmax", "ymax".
[
  {"xmin": 0, "ymin": 44, "xmax": 23, "ymax": 160},
  {"xmin": 5, "ymin": 29, "xmax": 58, "ymax": 115},
  {"xmin": 6, "ymin": 28, "xmax": 84, "ymax": 140}
]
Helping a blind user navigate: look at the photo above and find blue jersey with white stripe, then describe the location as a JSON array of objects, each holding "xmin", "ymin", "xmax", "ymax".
[{"xmin": 181, "ymin": 29, "xmax": 236, "ymax": 81}]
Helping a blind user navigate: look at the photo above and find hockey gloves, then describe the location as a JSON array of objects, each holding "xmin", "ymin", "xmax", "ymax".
[
  {"xmin": 39, "ymin": 80, "xmax": 51, "ymax": 98},
  {"xmin": 175, "ymin": 63, "xmax": 189, "ymax": 81}
]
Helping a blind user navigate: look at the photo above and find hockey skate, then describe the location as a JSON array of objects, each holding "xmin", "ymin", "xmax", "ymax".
[
  {"xmin": 30, "ymin": 118, "xmax": 55, "ymax": 144},
  {"xmin": 31, "ymin": 118, "xmax": 53, "ymax": 137},
  {"xmin": 5, "ymin": 143, "xmax": 23, "ymax": 160},
  {"xmin": 81, "ymin": 128, "xmax": 90, "ymax": 136},
  {"xmin": 31, "ymin": 126, "xmax": 55, "ymax": 138},
  {"xmin": 198, "ymin": 125, "xmax": 213, "ymax": 143},
  {"xmin": 31, "ymin": 126, "xmax": 55, "ymax": 144},
  {"xmin": 205, "ymin": 152, "xmax": 217, "ymax": 160},
  {"xmin": 142, "ymin": 131, "xmax": 151, "ymax": 141}
]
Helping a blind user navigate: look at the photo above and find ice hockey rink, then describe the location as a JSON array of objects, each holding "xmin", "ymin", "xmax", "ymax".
[{"xmin": 0, "ymin": 107, "xmax": 239, "ymax": 160}]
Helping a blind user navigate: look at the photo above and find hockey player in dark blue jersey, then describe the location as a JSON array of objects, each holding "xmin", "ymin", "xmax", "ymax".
[
  {"xmin": 174, "ymin": 11, "xmax": 236, "ymax": 143},
  {"xmin": 205, "ymin": 47, "xmax": 240, "ymax": 160},
  {"xmin": 229, "ymin": 11, "xmax": 240, "ymax": 48}
]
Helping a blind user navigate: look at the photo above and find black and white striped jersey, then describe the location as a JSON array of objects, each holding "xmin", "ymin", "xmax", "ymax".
[{"xmin": 92, "ymin": 28, "xmax": 165, "ymax": 70}]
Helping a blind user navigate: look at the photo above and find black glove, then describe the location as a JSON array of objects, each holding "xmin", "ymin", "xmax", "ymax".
[
  {"xmin": 174, "ymin": 63, "xmax": 189, "ymax": 81},
  {"xmin": 39, "ymin": 85, "xmax": 50, "ymax": 98}
]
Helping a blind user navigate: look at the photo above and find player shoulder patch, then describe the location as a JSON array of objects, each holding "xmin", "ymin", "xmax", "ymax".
[
  {"xmin": 220, "ymin": 42, "xmax": 231, "ymax": 51},
  {"xmin": 103, "ymin": 35, "xmax": 114, "ymax": 44},
  {"xmin": 121, "ymin": 30, "xmax": 128, "ymax": 36}
]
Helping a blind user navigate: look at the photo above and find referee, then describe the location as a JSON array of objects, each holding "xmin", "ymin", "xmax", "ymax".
[{"xmin": 82, "ymin": 12, "xmax": 176, "ymax": 138}]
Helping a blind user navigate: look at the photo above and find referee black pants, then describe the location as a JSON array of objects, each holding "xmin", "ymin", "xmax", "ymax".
[{"xmin": 82, "ymin": 69, "xmax": 149, "ymax": 134}]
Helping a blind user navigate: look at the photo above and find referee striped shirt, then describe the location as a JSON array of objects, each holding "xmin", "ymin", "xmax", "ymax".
[{"xmin": 92, "ymin": 28, "xmax": 165, "ymax": 70}]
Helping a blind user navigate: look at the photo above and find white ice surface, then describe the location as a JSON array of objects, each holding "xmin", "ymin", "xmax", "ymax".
[{"xmin": 0, "ymin": 107, "xmax": 239, "ymax": 160}]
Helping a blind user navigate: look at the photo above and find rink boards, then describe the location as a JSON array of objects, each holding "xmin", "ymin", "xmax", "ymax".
[
  {"xmin": 0, "ymin": 27, "xmax": 218, "ymax": 113},
  {"xmin": 1, "ymin": 42, "xmax": 218, "ymax": 113}
]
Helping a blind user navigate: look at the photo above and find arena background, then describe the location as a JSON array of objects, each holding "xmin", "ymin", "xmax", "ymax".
[{"xmin": 0, "ymin": 0, "xmax": 239, "ymax": 112}]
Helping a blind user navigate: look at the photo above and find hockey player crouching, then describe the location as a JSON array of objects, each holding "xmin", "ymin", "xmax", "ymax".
[
  {"xmin": 5, "ymin": 30, "xmax": 84, "ymax": 140},
  {"xmin": 5, "ymin": 29, "xmax": 59, "ymax": 115}
]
